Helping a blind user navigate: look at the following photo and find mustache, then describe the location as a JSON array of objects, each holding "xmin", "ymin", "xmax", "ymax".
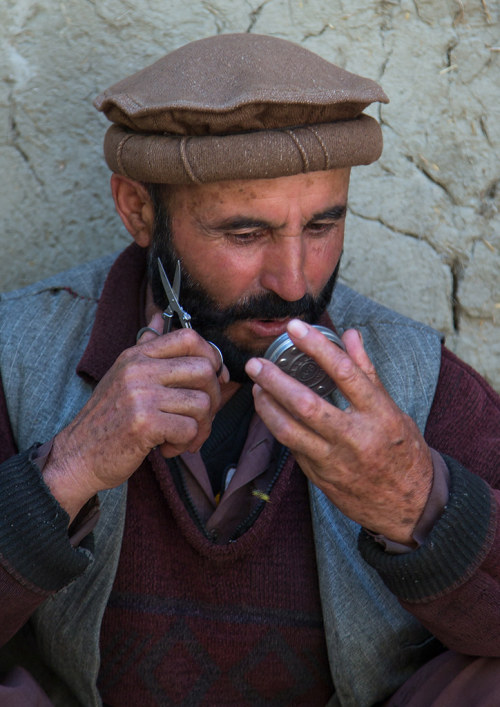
[
  {"xmin": 186, "ymin": 289, "xmax": 323, "ymax": 328},
  {"xmin": 150, "ymin": 248, "xmax": 339, "ymax": 333},
  {"xmin": 173, "ymin": 259, "xmax": 339, "ymax": 333}
]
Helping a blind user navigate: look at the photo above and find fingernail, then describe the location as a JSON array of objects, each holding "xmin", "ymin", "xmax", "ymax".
[
  {"xmin": 288, "ymin": 319, "xmax": 308, "ymax": 339},
  {"xmin": 245, "ymin": 358, "xmax": 263, "ymax": 377}
]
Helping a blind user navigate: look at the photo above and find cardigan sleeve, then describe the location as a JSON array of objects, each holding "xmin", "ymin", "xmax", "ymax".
[
  {"xmin": 0, "ymin": 375, "xmax": 93, "ymax": 647},
  {"xmin": 359, "ymin": 346, "xmax": 500, "ymax": 656}
]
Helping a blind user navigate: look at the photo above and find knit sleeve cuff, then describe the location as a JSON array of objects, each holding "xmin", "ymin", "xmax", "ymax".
[
  {"xmin": 358, "ymin": 455, "xmax": 495, "ymax": 603},
  {"xmin": 0, "ymin": 446, "xmax": 93, "ymax": 592}
]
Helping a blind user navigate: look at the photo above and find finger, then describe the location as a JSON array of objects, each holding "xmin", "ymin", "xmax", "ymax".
[
  {"xmin": 135, "ymin": 388, "xmax": 213, "ymax": 455},
  {"xmin": 153, "ymin": 356, "xmax": 220, "ymax": 389},
  {"xmin": 150, "ymin": 358, "xmax": 222, "ymax": 416},
  {"xmin": 160, "ymin": 387, "xmax": 214, "ymax": 447},
  {"xmin": 251, "ymin": 382, "xmax": 332, "ymax": 459},
  {"xmin": 246, "ymin": 357, "xmax": 347, "ymax": 441},
  {"xmin": 218, "ymin": 364, "xmax": 230, "ymax": 384},
  {"xmin": 155, "ymin": 411, "xmax": 201, "ymax": 453},
  {"xmin": 114, "ymin": 347, "xmax": 223, "ymax": 427},
  {"xmin": 141, "ymin": 327, "xmax": 226, "ymax": 381},
  {"xmin": 341, "ymin": 328, "xmax": 380, "ymax": 386},
  {"xmin": 285, "ymin": 319, "xmax": 381, "ymax": 411},
  {"xmin": 155, "ymin": 386, "xmax": 213, "ymax": 420},
  {"xmin": 157, "ymin": 407, "xmax": 212, "ymax": 456}
]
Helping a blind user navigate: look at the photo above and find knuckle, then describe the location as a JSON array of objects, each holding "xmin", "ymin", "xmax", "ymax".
[
  {"xmin": 380, "ymin": 406, "xmax": 406, "ymax": 433},
  {"xmin": 335, "ymin": 356, "xmax": 358, "ymax": 383},
  {"xmin": 194, "ymin": 391, "xmax": 212, "ymax": 417},
  {"xmin": 296, "ymin": 390, "xmax": 322, "ymax": 420},
  {"xmin": 115, "ymin": 347, "xmax": 136, "ymax": 371},
  {"xmin": 125, "ymin": 386, "xmax": 147, "ymax": 411},
  {"xmin": 185, "ymin": 417, "xmax": 200, "ymax": 441},
  {"xmin": 117, "ymin": 346, "xmax": 134, "ymax": 361},
  {"xmin": 180, "ymin": 328, "xmax": 201, "ymax": 349},
  {"xmin": 115, "ymin": 348, "xmax": 147, "ymax": 378},
  {"xmin": 364, "ymin": 360, "xmax": 377, "ymax": 379},
  {"xmin": 128, "ymin": 405, "xmax": 150, "ymax": 436},
  {"xmin": 198, "ymin": 357, "xmax": 215, "ymax": 379},
  {"xmin": 167, "ymin": 415, "xmax": 199, "ymax": 445},
  {"xmin": 273, "ymin": 417, "xmax": 292, "ymax": 443},
  {"xmin": 356, "ymin": 434, "xmax": 375, "ymax": 458},
  {"xmin": 120, "ymin": 362, "xmax": 140, "ymax": 385}
]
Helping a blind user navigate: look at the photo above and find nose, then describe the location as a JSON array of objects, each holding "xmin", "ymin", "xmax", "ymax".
[{"xmin": 259, "ymin": 236, "xmax": 308, "ymax": 302}]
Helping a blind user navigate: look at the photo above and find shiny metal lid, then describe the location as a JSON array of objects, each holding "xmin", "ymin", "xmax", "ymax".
[{"xmin": 264, "ymin": 325, "xmax": 345, "ymax": 399}]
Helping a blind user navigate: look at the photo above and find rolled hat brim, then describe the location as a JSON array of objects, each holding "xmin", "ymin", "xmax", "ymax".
[{"xmin": 103, "ymin": 114, "xmax": 383, "ymax": 184}]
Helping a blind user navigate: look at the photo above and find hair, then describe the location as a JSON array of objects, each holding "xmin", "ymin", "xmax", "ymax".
[{"xmin": 144, "ymin": 182, "xmax": 171, "ymax": 220}]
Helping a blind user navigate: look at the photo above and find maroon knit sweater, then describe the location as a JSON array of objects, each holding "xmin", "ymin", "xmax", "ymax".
[
  {"xmin": 97, "ymin": 449, "xmax": 334, "ymax": 706},
  {"xmin": 0, "ymin": 244, "xmax": 499, "ymax": 705}
]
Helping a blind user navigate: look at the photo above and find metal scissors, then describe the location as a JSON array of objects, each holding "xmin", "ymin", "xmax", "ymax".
[
  {"xmin": 157, "ymin": 257, "xmax": 192, "ymax": 334},
  {"xmin": 156, "ymin": 257, "xmax": 224, "ymax": 376}
]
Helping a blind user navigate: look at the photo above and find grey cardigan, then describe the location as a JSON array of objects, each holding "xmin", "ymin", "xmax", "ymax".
[{"xmin": 0, "ymin": 252, "xmax": 443, "ymax": 707}]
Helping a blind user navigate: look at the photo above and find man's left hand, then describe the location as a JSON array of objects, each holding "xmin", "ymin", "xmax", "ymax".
[{"xmin": 245, "ymin": 319, "xmax": 433, "ymax": 545}]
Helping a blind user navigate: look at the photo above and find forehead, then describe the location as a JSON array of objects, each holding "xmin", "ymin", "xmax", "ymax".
[{"xmin": 167, "ymin": 169, "xmax": 351, "ymax": 220}]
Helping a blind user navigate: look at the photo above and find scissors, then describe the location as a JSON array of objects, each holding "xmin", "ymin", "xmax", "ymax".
[
  {"xmin": 157, "ymin": 257, "xmax": 192, "ymax": 333},
  {"xmin": 157, "ymin": 257, "xmax": 224, "ymax": 376}
]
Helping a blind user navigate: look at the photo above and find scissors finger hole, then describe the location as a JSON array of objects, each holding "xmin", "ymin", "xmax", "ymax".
[
  {"xmin": 208, "ymin": 341, "xmax": 224, "ymax": 377},
  {"xmin": 136, "ymin": 326, "xmax": 161, "ymax": 342}
]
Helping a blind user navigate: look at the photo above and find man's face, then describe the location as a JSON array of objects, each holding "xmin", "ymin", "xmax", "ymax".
[{"xmin": 149, "ymin": 169, "xmax": 350, "ymax": 381}]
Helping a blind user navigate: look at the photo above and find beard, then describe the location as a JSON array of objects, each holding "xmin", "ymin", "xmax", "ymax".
[{"xmin": 147, "ymin": 200, "xmax": 341, "ymax": 382}]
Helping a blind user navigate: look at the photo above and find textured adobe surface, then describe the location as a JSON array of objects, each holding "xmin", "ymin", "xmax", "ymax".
[{"xmin": 0, "ymin": 0, "xmax": 498, "ymax": 388}]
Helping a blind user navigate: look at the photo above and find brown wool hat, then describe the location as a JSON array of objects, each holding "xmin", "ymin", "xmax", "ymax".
[{"xmin": 94, "ymin": 33, "xmax": 389, "ymax": 184}]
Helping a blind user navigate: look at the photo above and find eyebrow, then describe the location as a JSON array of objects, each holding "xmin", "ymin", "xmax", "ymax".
[
  {"xmin": 209, "ymin": 217, "xmax": 270, "ymax": 232},
  {"xmin": 206, "ymin": 204, "xmax": 347, "ymax": 232},
  {"xmin": 311, "ymin": 205, "xmax": 347, "ymax": 222}
]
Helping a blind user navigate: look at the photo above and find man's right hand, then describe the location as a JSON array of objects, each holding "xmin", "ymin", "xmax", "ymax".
[{"xmin": 42, "ymin": 313, "xmax": 228, "ymax": 522}]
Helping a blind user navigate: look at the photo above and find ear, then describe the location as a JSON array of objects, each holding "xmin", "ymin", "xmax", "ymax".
[{"xmin": 110, "ymin": 174, "xmax": 155, "ymax": 248}]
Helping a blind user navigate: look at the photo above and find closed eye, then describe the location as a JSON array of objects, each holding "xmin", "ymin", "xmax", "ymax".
[
  {"xmin": 225, "ymin": 227, "xmax": 269, "ymax": 244},
  {"xmin": 306, "ymin": 221, "xmax": 338, "ymax": 235},
  {"xmin": 306, "ymin": 206, "xmax": 347, "ymax": 236}
]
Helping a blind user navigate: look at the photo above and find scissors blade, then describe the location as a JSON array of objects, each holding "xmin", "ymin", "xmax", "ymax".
[
  {"xmin": 161, "ymin": 260, "xmax": 181, "ymax": 334},
  {"xmin": 172, "ymin": 259, "xmax": 181, "ymax": 299},
  {"xmin": 158, "ymin": 257, "xmax": 192, "ymax": 329}
]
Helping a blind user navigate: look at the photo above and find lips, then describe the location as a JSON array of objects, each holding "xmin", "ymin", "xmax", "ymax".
[{"xmin": 245, "ymin": 317, "xmax": 291, "ymax": 339}]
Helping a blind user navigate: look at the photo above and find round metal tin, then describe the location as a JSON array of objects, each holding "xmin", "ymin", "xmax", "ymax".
[{"xmin": 264, "ymin": 325, "xmax": 345, "ymax": 399}]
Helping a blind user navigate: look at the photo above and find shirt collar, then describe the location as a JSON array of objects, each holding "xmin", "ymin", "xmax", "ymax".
[{"xmin": 77, "ymin": 243, "xmax": 148, "ymax": 383}]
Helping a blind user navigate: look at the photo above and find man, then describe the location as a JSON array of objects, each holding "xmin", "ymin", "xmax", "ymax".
[{"xmin": 0, "ymin": 33, "xmax": 499, "ymax": 707}]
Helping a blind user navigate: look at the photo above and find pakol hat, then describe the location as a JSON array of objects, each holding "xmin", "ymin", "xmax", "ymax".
[{"xmin": 94, "ymin": 33, "xmax": 389, "ymax": 184}]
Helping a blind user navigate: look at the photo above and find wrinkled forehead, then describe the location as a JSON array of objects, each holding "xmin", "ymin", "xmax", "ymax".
[{"xmin": 165, "ymin": 169, "xmax": 351, "ymax": 224}]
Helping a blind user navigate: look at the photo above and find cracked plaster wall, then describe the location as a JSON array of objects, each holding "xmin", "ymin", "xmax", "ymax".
[{"xmin": 0, "ymin": 0, "xmax": 499, "ymax": 390}]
